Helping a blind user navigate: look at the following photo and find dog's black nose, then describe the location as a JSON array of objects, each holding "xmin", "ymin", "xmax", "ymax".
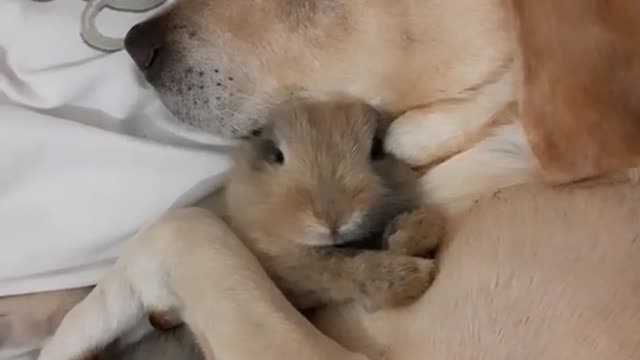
[{"xmin": 124, "ymin": 22, "xmax": 163, "ymax": 70}]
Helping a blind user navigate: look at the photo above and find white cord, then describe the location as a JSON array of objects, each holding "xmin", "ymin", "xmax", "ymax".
[{"xmin": 80, "ymin": 0, "xmax": 167, "ymax": 52}]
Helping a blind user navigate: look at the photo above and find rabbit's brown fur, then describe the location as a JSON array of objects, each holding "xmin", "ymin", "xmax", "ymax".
[{"xmin": 217, "ymin": 99, "xmax": 444, "ymax": 311}]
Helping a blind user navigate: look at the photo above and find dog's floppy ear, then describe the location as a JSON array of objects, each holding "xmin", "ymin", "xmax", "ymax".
[{"xmin": 513, "ymin": 0, "xmax": 640, "ymax": 183}]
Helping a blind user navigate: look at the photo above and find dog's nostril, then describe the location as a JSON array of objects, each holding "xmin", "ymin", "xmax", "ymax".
[
  {"xmin": 124, "ymin": 22, "xmax": 165, "ymax": 71},
  {"xmin": 145, "ymin": 47, "xmax": 161, "ymax": 69}
]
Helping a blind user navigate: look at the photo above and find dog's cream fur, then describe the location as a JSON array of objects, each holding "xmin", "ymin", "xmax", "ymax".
[{"xmin": 37, "ymin": 181, "xmax": 640, "ymax": 360}]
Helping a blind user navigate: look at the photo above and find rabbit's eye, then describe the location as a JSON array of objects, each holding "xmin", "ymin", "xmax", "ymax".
[
  {"xmin": 250, "ymin": 128, "xmax": 263, "ymax": 137},
  {"xmin": 262, "ymin": 140, "xmax": 285, "ymax": 165},
  {"xmin": 370, "ymin": 136, "xmax": 386, "ymax": 161}
]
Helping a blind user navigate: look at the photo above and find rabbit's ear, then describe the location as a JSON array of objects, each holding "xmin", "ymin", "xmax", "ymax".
[{"xmin": 362, "ymin": 103, "xmax": 393, "ymax": 139}]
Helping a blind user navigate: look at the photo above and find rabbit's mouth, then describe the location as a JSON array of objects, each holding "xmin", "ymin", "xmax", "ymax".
[{"xmin": 333, "ymin": 231, "xmax": 386, "ymax": 251}]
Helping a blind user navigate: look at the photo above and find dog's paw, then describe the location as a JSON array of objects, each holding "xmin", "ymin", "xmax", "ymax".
[
  {"xmin": 148, "ymin": 308, "xmax": 182, "ymax": 331},
  {"xmin": 358, "ymin": 256, "xmax": 436, "ymax": 312},
  {"xmin": 385, "ymin": 110, "xmax": 462, "ymax": 167},
  {"xmin": 383, "ymin": 208, "xmax": 444, "ymax": 257}
]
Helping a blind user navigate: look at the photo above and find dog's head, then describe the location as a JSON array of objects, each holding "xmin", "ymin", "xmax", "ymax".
[{"xmin": 124, "ymin": 0, "xmax": 396, "ymax": 137}]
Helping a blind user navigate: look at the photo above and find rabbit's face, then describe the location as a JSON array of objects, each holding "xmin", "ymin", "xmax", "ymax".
[{"xmin": 225, "ymin": 99, "xmax": 419, "ymax": 248}]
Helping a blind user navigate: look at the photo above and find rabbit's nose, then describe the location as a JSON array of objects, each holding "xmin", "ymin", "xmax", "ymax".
[
  {"xmin": 333, "ymin": 232, "xmax": 384, "ymax": 250},
  {"xmin": 330, "ymin": 227, "xmax": 340, "ymax": 240},
  {"xmin": 330, "ymin": 227, "xmax": 352, "ymax": 245},
  {"xmin": 330, "ymin": 226, "xmax": 356, "ymax": 245}
]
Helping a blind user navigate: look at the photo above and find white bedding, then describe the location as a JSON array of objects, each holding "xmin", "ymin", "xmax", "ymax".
[{"xmin": 0, "ymin": 0, "xmax": 231, "ymax": 296}]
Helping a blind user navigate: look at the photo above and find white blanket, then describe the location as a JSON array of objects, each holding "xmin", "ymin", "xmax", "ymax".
[{"xmin": 0, "ymin": 0, "xmax": 231, "ymax": 296}]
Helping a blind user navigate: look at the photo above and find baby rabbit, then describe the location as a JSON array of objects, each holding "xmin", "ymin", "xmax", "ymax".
[{"xmin": 216, "ymin": 98, "xmax": 444, "ymax": 311}]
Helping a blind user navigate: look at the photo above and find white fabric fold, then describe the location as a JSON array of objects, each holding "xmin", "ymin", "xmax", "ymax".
[{"xmin": 0, "ymin": 0, "xmax": 231, "ymax": 296}]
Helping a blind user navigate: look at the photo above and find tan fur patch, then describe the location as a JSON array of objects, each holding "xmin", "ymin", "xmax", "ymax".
[{"xmin": 514, "ymin": 0, "xmax": 640, "ymax": 183}]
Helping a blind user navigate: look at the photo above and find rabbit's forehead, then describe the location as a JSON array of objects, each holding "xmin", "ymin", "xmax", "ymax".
[
  {"xmin": 277, "ymin": 126, "xmax": 371, "ymax": 160},
  {"xmin": 264, "ymin": 98, "xmax": 379, "ymax": 143},
  {"xmin": 279, "ymin": 110, "xmax": 374, "ymax": 143}
]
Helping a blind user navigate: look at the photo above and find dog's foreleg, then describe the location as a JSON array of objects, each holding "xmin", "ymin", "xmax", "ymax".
[
  {"xmin": 385, "ymin": 64, "xmax": 514, "ymax": 166},
  {"xmin": 37, "ymin": 209, "xmax": 186, "ymax": 360},
  {"xmin": 36, "ymin": 273, "xmax": 146, "ymax": 360}
]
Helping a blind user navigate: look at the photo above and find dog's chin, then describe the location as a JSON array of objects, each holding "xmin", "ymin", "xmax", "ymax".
[
  {"xmin": 139, "ymin": 54, "xmax": 266, "ymax": 138},
  {"xmin": 153, "ymin": 91, "xmax": 265, "ymax": 139}
]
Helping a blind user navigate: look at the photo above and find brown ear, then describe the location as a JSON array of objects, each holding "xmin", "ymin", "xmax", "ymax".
[
  {"xmin": 357, "ymin": 102, "xmax": 394, "ymax": 138},
  {"xmin": 513, "ymin": 0, "xmax": 640, "ymax": 183}
]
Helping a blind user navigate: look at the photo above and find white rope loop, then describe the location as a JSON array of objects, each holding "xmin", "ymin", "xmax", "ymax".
[{"xmin": 80, "ymin": 0, "xmax": 167, "ymax": 52}]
